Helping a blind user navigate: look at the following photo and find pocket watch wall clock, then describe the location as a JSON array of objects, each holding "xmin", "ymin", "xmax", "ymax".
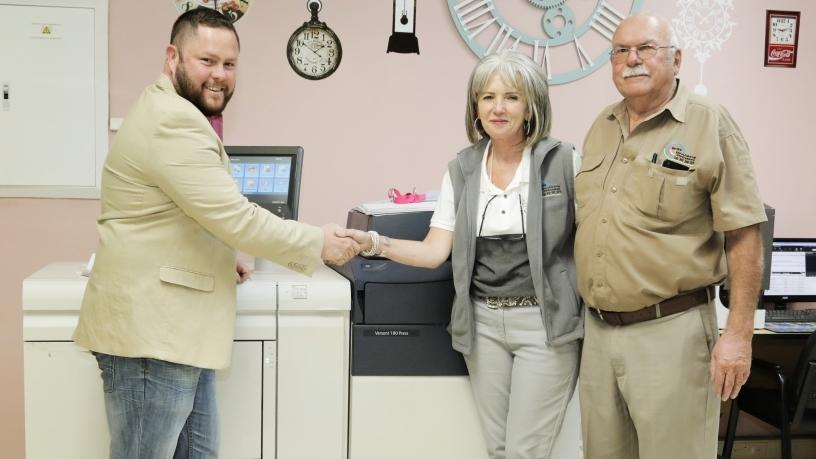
[
  {"xmin": 174, "ymin": 0, "xmax": 251, "ymax": 22},
  {"xmin": 388, "ymin": 0, "xmax": 420, "ymax": 54},
  {"xmin": 287, "ymin": 0, "xmax": 343, "ymax": 80},
  {"xmin": 447, "ymin": 0, "xmax": 644, "ymax": 85}
]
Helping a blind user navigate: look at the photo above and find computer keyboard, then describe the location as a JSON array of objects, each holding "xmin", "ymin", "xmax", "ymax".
[{"xmin": 765, "ymin": 309, "xmax": 816, "ymax": 323}]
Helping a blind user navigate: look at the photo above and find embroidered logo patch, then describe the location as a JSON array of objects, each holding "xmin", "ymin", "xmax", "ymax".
[
  {"xmin": 662, "ymin": 142, "xmax": 695, "ymax": 168},
  {"xmin": 541, "ymin": 182, "xmax": 562, "ymax": 197}
]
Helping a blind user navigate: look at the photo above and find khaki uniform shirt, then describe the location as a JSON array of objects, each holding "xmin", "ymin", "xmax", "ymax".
[{"xmin": 575, "ymin": 82, "xmax": 766, "ymax": 312}]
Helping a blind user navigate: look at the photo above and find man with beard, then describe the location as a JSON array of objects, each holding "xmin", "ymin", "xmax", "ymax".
[
  {"xmin": 574, "ymin": 14, "xmax": 766, "ymax": 458},
  {"xmin": 73, "ymin": 8, "xmax": 358, "ymax": 458}
]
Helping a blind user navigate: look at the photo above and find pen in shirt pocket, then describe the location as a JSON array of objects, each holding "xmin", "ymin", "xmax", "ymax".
[{"xmin": 651, "ymin": 153, "xmax": 657, "ymax": 164}]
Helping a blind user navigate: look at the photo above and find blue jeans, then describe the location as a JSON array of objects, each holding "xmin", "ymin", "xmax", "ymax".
[{"xmin": 94, "ymin": 353, "xmax": 219, "ymax": 459}]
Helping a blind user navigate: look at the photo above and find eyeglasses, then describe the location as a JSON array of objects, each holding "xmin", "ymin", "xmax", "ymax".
[
  {"xmin": 609, "ymin": 44, "xmax": 674, "ymax": 61},
  {"xmin": 477, "ymin": 194, "xmax": 526, "ymax": 241}
]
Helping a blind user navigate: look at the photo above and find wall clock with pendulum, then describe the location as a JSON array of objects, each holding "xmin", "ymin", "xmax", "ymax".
[
  {"xmin": 765, "ymin": 10, "xmax": 800, "ymax": 68},
  {"xmin": 387, "ymin": 0, "xmax": 419, "ymax": 54}
]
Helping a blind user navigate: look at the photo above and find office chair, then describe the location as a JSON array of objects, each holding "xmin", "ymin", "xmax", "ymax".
[{"xmin": 721, "ymin": 331, "xmax": 816, "ymax": 459}]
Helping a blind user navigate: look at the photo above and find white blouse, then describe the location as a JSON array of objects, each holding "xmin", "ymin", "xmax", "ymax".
[{"xmin": 429, "ymin": 141, "xmax": 581, "ymax": 236}]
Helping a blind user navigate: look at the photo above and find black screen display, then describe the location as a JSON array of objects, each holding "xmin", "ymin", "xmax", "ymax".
[
  {"xmin": 763, "ymin": 239, "xmax": 816, "ymax": 302},
  {"xmin": 230, "ymin": 156, "xmax": 292, "ymax": 202},
  {"xmin": 226, "ymin": 146, "xmax": 303, "ymax": 220}
]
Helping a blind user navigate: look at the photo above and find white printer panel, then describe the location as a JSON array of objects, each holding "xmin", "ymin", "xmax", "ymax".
[
  {"xmin": 276, "ymin": 264, "xmax": 351, "ymax": 459},
  {"xmin": 23, "ymin": 342, "xmax": 108, "ymax": 459},
  {"xmin": 349, "ymin": 376, "xmax": 582, "ymax": 459},
  {"xmin": 22, "ymin": 263, "xmax": 87, "ymax": 341},
  {"xmin": 22, "ymin": 262, "xmax": 350, "ymax": 459},
  {"xmin": 349, "ymin": 376, "xmax": 487, "ymax": 459},
  {"xmin": 22, "ymin": 263, "xmax": 276, "ymax": 459},
  {"xmin": 21, "ymin": 262, "xmax": 279, "ymax": 341},
  {"xmin": 24, "ymin": 340, "xmax": 265, "ymax": 459}
]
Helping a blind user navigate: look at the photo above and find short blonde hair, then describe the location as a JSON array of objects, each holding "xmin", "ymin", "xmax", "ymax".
[{"xmin": 464, "ymin": 50, "xmax": 552, "ymax": 147}]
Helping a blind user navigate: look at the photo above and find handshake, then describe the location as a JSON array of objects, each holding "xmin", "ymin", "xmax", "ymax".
[{"xmin": 320, "ymin": 224, "xmax": 376, "ymax": 266}]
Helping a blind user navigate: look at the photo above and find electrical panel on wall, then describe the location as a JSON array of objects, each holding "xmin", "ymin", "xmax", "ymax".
[{"xmin": 0, "ymin": 0, "xmax": 108, "ymax": 198}]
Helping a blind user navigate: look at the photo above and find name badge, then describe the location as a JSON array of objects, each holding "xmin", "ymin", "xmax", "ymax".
[
  {"xmin": 541, "ymin": 182, "xmax": 562, "ymax": 197},
  {"xmin": 662, "ymin": 142, "xmax": 695, "ymax": 168}
]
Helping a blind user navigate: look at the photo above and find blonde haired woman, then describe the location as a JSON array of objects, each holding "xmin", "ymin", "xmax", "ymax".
[{"xmin": 342, "ymin": 50, "xmax": 581, "ymax": 459}]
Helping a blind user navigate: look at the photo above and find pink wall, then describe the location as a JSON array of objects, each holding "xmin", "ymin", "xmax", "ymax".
[{"xmin": 1, "ymin": 1, "xmax": 813, "ymax": 456}]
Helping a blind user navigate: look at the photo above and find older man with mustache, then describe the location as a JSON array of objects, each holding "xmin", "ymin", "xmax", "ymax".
[{"xmin": 574, "ymin": 13, "xmax": 766, "ymax": 459}]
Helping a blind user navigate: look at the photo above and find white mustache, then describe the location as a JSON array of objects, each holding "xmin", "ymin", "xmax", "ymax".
[{"xmin": 623, "ymin": 65, "xmax": 650, "ymax": 78}]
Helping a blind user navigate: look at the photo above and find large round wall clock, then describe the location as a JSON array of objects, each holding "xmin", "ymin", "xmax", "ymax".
[
  {"xmin": 447, "ymin": 0, "xmax": 644, "ymax": 85},
  {"xmin": 174, "ymin": 0, "xmax": 251, "ymax": 22}
]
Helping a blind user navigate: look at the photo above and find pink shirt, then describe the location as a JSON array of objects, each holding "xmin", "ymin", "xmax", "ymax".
[{"xmin": 207, "ymin": 114, "xmax": 223, "ymax": 140}]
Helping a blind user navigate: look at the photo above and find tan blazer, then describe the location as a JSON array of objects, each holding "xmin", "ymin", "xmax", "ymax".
[{"xmin": 74, "ymin": 75, "xmax": 323, "ymax": 369}]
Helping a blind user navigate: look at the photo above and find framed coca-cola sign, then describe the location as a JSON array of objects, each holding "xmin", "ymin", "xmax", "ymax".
[{"xmin": 765, "ymin": 10, "xmax": 800, "ymax": 68}]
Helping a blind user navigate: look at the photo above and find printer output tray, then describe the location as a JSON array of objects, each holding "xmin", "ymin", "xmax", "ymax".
[{"xmin": 334, "ymin": 257, "xmax": 454, "ymax": 324}]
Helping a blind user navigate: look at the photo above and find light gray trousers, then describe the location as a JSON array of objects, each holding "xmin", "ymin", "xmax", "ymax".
[{"xmin": 464, "ymin": 299, "xmax": 580, "ymax": 459}]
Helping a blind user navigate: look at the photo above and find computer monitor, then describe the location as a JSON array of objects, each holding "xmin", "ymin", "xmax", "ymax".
[
  {"xmin": 226, "ymin": 146, "xmax": 303, "ymax": 220},
  {"xmin": 763, "ymin": 238, "xmax": 816, "ymax": 304}
]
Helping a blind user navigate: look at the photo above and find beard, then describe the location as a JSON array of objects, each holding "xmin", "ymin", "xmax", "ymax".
[{"xmin": 173, "ymin": 59, "xmax": 234, "ymax": 117}]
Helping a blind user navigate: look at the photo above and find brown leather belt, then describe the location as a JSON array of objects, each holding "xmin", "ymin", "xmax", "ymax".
[{"xmin": 588, "ymin": 286, "xmax": 714, "ymax": 326}]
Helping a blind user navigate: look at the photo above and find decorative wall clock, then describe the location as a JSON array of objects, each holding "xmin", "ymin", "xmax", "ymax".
[
  {"xmin": 388, "ymin": 0, "xmax": 420, "ymax": 54},
  {"xmin": 447, "ymin": 0, "xmax": 644, "ymax": 84},
  {"xmin": 287, "ymin": 0, "xmax": 343, "ymax": 80},
  {"xmin": 765, "ymin": 10, "xmax": 800, "ymax": 68},
  {"xmin": 672, "ymin": 0, "xmax": 736, "ymax": 96},
  {"xmin": 173, "ymin": 0, "xmax": 251, "ymax": 22}
]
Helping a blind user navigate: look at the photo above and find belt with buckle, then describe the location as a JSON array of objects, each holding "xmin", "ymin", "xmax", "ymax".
[
  {"xmin": 479, "ymin": 296, "xmax": 539, "ymax": 309},
  {"xmin": 588, "ymin": 286, "xmax": 714, "ymax": 326}
]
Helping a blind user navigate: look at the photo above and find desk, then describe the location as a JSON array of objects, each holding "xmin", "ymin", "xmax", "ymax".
[
  {"xmin": 715, "ymin": 286, "xmax": 815, "ymax": 335},
  {"xmin": 719, "ymin": 329, "xmax": 814, "ymax": 452},
  {"xmin": 718, "ymin": 331, "xmax": 816, "ymax": 459},
  {"xmin": 714, "ymin": 286, "xmax": 816, "ymax": 447},
  {"xmin": 756, "ymin": 328, "xmax": 814, "ymax": 335}
]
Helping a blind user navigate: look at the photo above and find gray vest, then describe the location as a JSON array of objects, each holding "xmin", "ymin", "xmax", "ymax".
[{"xmin": 448, "ymin": 137, "xmax": 584, "ymax": 355}]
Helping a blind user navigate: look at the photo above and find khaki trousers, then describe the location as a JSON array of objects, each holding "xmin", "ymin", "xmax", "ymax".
[
  {"xmin": 464, "ymin": 299, "xmax": 580, "ymax": 459},
  {"xmin": 579, "ymin": 301, "xmax": 720, "ymax": 459}
]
